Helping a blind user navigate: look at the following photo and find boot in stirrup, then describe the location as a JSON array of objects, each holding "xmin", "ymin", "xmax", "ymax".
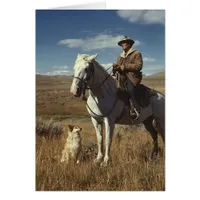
[{"xmin": 129, "ymin": 99, "xmax": 140, "ymax": 121}]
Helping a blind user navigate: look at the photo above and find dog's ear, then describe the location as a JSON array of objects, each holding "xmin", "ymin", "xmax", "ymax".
[{"xmin": 68, "ymin": 124, "xmax": 73, "ymax": 132}]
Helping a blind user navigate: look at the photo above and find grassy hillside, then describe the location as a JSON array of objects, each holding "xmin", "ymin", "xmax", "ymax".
[
  {"xmin": 36, "ymin": 118, "xmax": 165, "ymax": 191},
  {"xmin": 36, "ymin": 74, "xmax": 165, "ymax": 117},
  {"xmin": 36, "ymin": 74, "xmax": 165, "ymax": 191}
]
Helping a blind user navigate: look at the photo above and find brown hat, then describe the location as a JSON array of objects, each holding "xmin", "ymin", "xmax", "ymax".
[{"xmin": 118, "ymin": 36, "xmax": 135, "ymax": 46}]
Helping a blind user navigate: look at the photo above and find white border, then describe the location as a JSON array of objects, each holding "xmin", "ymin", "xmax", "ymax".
[{"xmin": 1, "ymin": 0, "xmax": 200, "ymax": 199}]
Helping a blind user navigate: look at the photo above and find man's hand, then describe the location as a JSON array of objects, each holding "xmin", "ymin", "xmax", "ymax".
[
  {"xmin": 112, "ymin": 63, "xmax": 125, "ymax": 72},
  {"xmin": 112, "ymin": 63, "xmax": 119, "ymax": 68}
]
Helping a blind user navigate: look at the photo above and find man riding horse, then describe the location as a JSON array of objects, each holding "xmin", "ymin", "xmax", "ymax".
[{"xmin": 112, "ymin": 36, "xmax": 143, "ymax": 121}]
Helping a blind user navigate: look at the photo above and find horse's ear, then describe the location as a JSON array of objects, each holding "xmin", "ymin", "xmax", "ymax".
[{"xmin": 87, "ymin": 54, "xmax": 98, "ymax": 62}]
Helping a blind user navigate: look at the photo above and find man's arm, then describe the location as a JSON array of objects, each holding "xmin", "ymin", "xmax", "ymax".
[
  {"xmin": 116, "ymin": 56, "xmax": 121, "ymax": 65},
  {"xmin": 124, "ymin": 52, "xmax": 143, "ymax": 72},
  {"xmin": 112, "ymin": 56, "xmax": 121, "ymax": 69}
]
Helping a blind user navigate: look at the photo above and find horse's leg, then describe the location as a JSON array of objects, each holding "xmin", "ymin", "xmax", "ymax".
[
  {"xmin": 155, "ymin": 119, "xmax": 165, "ymax": 143},
  {"xmin": 101, "ymin": 118, "xmax": 114, "ymax": 167},
  {"xmin": 152, "ymin": 93, "xmax": 165, "ymax": 143},
  {"xmin": 143, "ymin": 116, "xmax": 159, "ymax": 158},
  {"xmin": 91, "ymin": 117, "xmax": 104, "ymax": 163}
]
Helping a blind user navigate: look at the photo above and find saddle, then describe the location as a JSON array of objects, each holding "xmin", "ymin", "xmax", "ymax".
[
  {"xmin": 114, "ymin": 71, "xmax": 157, "ymax": 107},
  {"xmin": 116, "ymin": 84, "xmax": 157, "ymax": 108}
]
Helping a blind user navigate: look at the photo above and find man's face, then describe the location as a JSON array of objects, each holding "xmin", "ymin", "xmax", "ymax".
[{"xmin": 121, "ymin": 42, "xmax": 131, "ymax": 51}]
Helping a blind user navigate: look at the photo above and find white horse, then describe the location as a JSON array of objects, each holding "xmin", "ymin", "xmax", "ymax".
[{"xmin": 70, "ymin": 53, "xmax": 165, "ymax": 167}]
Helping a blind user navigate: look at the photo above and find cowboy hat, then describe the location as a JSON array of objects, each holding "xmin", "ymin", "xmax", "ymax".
[{"xmin": 118, "ymin": 36, "xmax": 135, "ymax": 46}]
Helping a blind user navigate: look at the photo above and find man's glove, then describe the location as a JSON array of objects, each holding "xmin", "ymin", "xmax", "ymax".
[
  {"xmin": 112, "ymin": 63, "xmax": 119, "ymax": 68},
  {"xmin": 112, "ymin": 63, "xmax": 125, "ymax": 72}
]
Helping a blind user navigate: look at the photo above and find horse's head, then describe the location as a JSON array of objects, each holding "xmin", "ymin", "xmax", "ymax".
[{"xmin": 70, "ymin": 53, "xmax": 98, "ymax": 97}]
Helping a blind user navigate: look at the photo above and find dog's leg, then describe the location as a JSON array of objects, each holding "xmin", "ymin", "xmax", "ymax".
[
  {"xmin": 60, "ymin": 141, "xmax": 69, "ymax": 163},
  {"xmin": 65, "ymin": 152, "xmax": 69, "ymax": 163},
  {"xmin": 91, "ymin": 117, "xmax": 103, "ymax": 163},
  {"xmin": 60, "ymin": 146, "xmax": 66, "ymax": 162},
  {"xmin": 60, "ymin": 154, "xmax": 65, "ymax": 163},
  {"xmin": 101, "ymin": 118, "xmax": 114, "ymax": 167},
  {"xmin": 61, "ymin": 150, "xmax": 69, "ymax": 163}
]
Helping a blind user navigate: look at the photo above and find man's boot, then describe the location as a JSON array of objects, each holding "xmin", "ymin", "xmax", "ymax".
[{"xmin": 129, "ymin": 97, "xmax": 140, "ymax": 121}]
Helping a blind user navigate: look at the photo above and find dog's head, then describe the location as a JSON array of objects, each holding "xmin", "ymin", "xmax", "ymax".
[{"xmin": 68, "ymin": 124, "xmax": 82, "ymax": 133}]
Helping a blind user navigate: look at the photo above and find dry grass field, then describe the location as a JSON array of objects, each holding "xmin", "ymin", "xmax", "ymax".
[{"xmin": 36, "ymin": 73, "xmax": 165, "ymax": 191}]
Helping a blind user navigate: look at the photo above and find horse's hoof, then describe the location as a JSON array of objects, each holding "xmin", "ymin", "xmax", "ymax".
[
  {"xmin": 94, "ymin": 157, "xmax": 103, "ymax": 164},
  {"xmin": 100, "ymin": 161, "xmax": 109, "ymax": 167},
  {"xmin": 151, "ymin": 150, "xmax": 160, "ymax": 160},
  {"xmin": 76, "ymin": 160, "xmax": 80, "ymax": 165}
]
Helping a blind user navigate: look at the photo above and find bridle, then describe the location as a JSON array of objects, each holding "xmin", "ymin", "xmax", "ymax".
[
  {"xmin": 73, "ymin": 62, "xmax": 112, "ymax": 98},
  {"xmin": 72, "ymin": 62, "xmax": 118, "ymax": 118}
]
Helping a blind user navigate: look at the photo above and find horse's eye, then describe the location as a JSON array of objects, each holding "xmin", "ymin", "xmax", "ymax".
[{"xmin": 85, "ymin": 68, "xmax": 88, "ymax": 72}]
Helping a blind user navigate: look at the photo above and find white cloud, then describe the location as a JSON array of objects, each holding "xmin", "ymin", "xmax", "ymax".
[
  {"xmin": 40, "ymin": 65, "xmax": 74, "ymax": 75},
  {"xmin": 116, "ymin": 10, "xmax": 165, "ymax": 25},
  {"xmin": 44, "ymin": 69, "xmax": 73, "ymax": 76},
  {"xmin": 101, "ymin": 63, "xmax": 113, "ymax": 69},
  {"xmin": 144, "ymin": 73, "xmax": 153, "ymax": 76},
  {"xmin": 52, "ymin": 65, "xmax": 70, "ymax": 70},
  {"xmin": 58, "ymin": 34, "xmax": 141, "ymax": 51},
  {"xmin": 143, "ymin": 57, "xmax": 156, "ymax": 62},
  {"xmin": 101, "ymin": 63, "xmax": 113, "ymax": 73}
]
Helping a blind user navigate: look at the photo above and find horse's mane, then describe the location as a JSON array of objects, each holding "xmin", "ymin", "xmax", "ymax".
[
  {"xmin": 92, "ymin": 60, "xmax": 116, "ymax": 96},
  {"xmin": 93, "ymin": 60, "xmax": 109, "ymax": 74},
  {"xmin": 74, "ymin": 53, "xmax": 113, "ymax": 77}
]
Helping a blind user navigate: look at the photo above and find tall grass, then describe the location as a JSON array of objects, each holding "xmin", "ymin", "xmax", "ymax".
[
  {"xmin": 36, "ymin": 122, "xmax": 165, "ymax": 191},
  {"xmin": 36, "ymin": 117, "xmax": 64, "ymax": 138},
  {"xmin": 36, "ymin": 75, "xmax": 165, "ymax": 191}
]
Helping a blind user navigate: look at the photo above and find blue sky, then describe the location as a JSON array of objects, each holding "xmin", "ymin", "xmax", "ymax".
[{"xmin": 36, "ymin": 10, "xmax": 165, "ymax": 76}]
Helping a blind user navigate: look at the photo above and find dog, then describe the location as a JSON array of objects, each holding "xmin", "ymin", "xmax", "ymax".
[{"xmin": 61, "ymin": 124, "xmax": 82, "ymax": 164}]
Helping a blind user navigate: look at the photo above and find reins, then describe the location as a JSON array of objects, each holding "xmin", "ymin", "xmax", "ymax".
[
  {"xmin": 73, "ymin": 65, "xmax": 118, "ymax": 118},
  {"xmin": 73, "ymin": 66, "xmax": 113, "ymax": 100}
]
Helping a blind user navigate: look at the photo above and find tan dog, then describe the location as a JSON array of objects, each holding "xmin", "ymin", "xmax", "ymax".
[{"xmin": 61, "ymin": 124, "xmax": 82, "ymax": 164}]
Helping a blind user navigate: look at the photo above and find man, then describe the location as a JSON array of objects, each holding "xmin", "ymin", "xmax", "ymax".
[{"xmin": 113, "ymin": 36, "xmax": 143, "ymax": 120}]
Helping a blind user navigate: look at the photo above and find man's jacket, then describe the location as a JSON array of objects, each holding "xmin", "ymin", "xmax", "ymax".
[{"xmin": 116, "ymin": 48, "xmax": 143, "ymax": 85}]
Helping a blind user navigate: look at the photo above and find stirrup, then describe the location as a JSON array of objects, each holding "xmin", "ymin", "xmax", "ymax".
[{"xmin": 130, "ymin": 108, "xmax": 140, "ymax": 120}]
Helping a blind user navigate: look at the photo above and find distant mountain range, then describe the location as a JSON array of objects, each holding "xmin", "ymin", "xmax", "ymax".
[
  {"xmin": 151, "ymin": 71, "xmax": 165, "ymax": 77},
  {"xmin": 36, "ymin": 70, "xmax": 165, "ymax": 78},
  {"xmin": 144, "ymin": 71, "xmax": 165, "ymax": 77}
]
